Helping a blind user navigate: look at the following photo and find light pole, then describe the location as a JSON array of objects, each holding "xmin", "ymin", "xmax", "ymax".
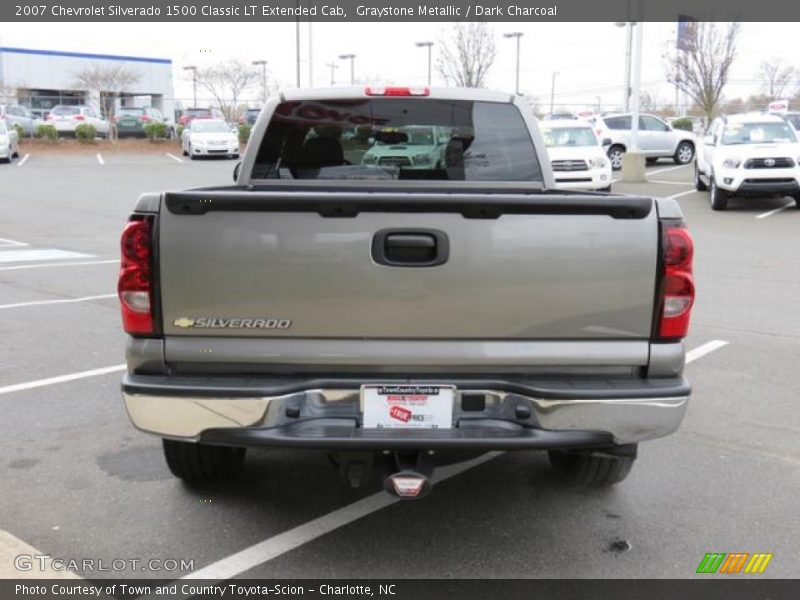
[
  {"xmin": 252, "ymin": 60, "xmax": 267, "ymax": 102},
  {"xmin": 549, "ymin": 71, "xmax": 559, "ymax": 115},
  {"xmin": 339, "ymin": 53, "xmax": 356, "ymax": 85},
  {"xmin": 183, "ymin": 65, "xmax": 197, "ymax": 107},
  {"xmin": 615, "ymin": 21, "xmax": 633, "ymax": 112},
  {"xmin": 295, "ymin": 0, "xmax": 301, "ymax": 87},
  {"xmin": 503, "ymin": 32, "xmax": 523, "ymax": 95},
  {"xmin": 325, "ymin": 62, "xmax": 338, "ymax": 86},
  {"xmin": 415, "ymin": 41, "xmax": 434, "ymax": 86},
  {"xmin": 629, "ymin": 22, "xmax": 643, "ymax": 153}
]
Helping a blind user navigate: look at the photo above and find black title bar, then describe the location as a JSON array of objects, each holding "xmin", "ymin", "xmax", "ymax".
[{"xmin": 4, "ymin": 0, "xmax": 799, "ymax": 22}]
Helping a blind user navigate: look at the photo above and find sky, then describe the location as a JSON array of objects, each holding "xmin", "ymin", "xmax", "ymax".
[{"xmin": 1, "ymin": 22, "xmax": 795, "ymax": 111}]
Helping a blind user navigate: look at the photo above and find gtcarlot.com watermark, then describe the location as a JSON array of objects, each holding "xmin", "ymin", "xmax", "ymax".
[{"xmin": 15, "ymin": 553, "xmax": 194, "ymax": 573}]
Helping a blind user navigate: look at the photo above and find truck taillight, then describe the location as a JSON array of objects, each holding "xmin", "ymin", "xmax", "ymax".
[
  {"xmin": 657, "ymin": 222, "xmax": 694, "ymax": 340},
  {"xmin": 365, "ymin": 86, "xmax": 430, "ymax": 96},
  {"xmin": 118, "ymin": 217, "xmax": 154, "ymax": 335}
]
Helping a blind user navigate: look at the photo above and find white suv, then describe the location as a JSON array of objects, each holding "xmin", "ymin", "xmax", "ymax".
[
  {"xmin": 596, "ymin": 113, "xmax": 696, "ymax": 170},
  {"xmin": 696, "ymin": 113, "xmax": 800, "ymax": 211},
  {"xmin": 540, "ymin": 120, "xmax": 612, "ymax": 191}
]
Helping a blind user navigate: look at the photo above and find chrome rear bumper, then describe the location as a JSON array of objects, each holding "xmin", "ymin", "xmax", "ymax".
[{"xmin": 122, "ymin": 375, "xmax": 689, "ymax": 449}]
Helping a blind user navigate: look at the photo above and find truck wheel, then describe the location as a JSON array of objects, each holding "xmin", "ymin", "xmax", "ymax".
[
  {"xmin": 793, "ymin": 194, "xmax": 800, "ymax": 209},
  {"xmin": 694, "ymin": 163, "xmax": 708, "ymax": 191},
  {"xmin": 162, "ymin": 439, "xmax": 246, "ymax": 482},
  {"xmin": 548, "ymin": 446, "xmax": 636, "ymax": 487},
  {"xmin": 674, "ymin": 141, "xmax": 695, "ymax": 165},
  {"xmin": 607, "ymin": 145, "xmax": 625, "ymax": 171},
  {"xmin": 710, "ymin": 178, "xmax": 729, "ymax": 211}
]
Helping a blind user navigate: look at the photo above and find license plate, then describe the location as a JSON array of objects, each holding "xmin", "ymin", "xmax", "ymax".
[{"xmin": 361, "ymin": 385, "xmax": 454, "ymax": 429}]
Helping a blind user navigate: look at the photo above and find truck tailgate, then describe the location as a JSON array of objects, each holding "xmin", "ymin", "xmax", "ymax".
[{"xmin": 157, "ymin": 190, "xmax": 658, "ymax": 340}]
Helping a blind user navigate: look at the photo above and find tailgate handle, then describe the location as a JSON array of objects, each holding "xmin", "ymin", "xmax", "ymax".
[{"xmin": 372, "ymin": 229, "xmax": 449, "ymax": 267}]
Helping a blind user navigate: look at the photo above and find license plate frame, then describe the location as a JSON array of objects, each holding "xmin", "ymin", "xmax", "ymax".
[{"xmin": 361, "ymin": 384, "xmax": 455, "ymax": 430}]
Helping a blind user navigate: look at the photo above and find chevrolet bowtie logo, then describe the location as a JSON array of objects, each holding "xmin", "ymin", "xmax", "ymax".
[{"xmin": 173, "ymin": 318, "xmax": 196, "ymax": 328}]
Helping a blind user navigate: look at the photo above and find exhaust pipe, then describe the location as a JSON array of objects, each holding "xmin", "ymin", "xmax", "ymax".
[{"xmin": 384, "ymin": 470, "xmax": 433, "ymax": 499}]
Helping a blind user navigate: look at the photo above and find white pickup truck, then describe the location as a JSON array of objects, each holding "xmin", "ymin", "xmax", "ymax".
[{"xmin": 118, "ymin": 87, "xmax": 695, "ymax": 499}]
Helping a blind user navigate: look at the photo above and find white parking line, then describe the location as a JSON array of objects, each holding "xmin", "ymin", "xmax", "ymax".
[
  {"xmin": 0, "ymin": 530, "xmax": 82, "ymax": 579},
  {"xmin": 0, "ymin": 259, "xmax": 118, "ymax": 272},
  {"xmin": 166, "ymin": 153, "xmax": 184, "ymax": 163},
  {"xmin": 648, "ymin": 164, "xmax": 690, "ymax": 177},
  {"xmin": 16, "ymin": 153, "xmax": 30, "ymax": 167},
  {"xmin": 0, "ymin": 249, "xmax": 92, "ymax": 264},
  {"xmin": 0, "ymin": 238, "xmax": 29, "ymax": 248},
  {"xmin": 0, "ymin": 293, "xmax": 116, "ymax": 310},
  {"xmin": 667, "ymin": 189, "xmax": 698, "ymax": 200},
  {"xmin": 686, "ymin": 340, "xmax": 729, "ymax": 364},
  {"xmin": 96, "ymin": 153, "xmax": 105, "ymax": 166},
  {"xmin": 649, "ymin": 180, "xmax": 694, "ymax": 186},
  {"xmin": 0, "ymin": 364, "xmax": 126, "ymax": 397},
  {"xmin": 755, "ymin": 201, "xmax": 794, "ymax": 220}
]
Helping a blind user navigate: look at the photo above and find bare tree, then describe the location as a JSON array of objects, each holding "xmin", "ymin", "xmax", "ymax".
[
  {"xmin": 194, "ymin": 60, "xmax": 260, "ymax": 120},
  {"xmin": 665, "ymin": 22, "xmax": 740, "ymax": 121},
  {"xmin": 0, "ymin": 82, "xmax": 17, "ymax": 104},
  {"xmin": 74, "ymin": 63, "xmax": 141, "ymax": 119},
  {"xmin": 437, "ymin": 23, "xmax": 496, "ymax": 88},
  {"xmin": 758, "ymin": 59, "xmax": 798, "ymax": 99}
]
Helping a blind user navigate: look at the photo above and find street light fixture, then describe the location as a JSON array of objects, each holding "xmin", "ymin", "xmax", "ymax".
[
  {"xmin": 415, "ymin": 41, "xmax": 434, "ymax": 86},
  {"xmin": 339, "ymin": 53, "xmax": 356, "ymax": 85},
  {"xmin": 503, "ymin": 32, "xmax": 523, "ymax": 95},
  {"xmin": 183, "ymin": 65, "xmax": 198, "ymax": 107},
  {"xmin": 325, "ymin": 62, "xmax": 339, "ymax": 86},
  {"xmin": 252, "ymin": 60, "xmax": 268, "ymax": 102}
]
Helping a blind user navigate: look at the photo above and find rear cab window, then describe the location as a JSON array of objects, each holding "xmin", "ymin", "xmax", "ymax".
[{"xmin": 251, "ymin": 98, "xmax": 542, "ymax": 182}]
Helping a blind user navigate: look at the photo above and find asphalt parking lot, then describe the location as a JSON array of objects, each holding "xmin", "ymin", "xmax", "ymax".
[{"xmin": 0, "ymin": 153, "xmax": 798, "ymax": 582}]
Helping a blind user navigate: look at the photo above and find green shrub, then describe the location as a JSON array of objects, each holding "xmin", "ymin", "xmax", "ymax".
[
  {"xmin": 75, "ymin": 123, "xmax": 97, "ymax": 143},
  {"xmin": 34, "ymin": 123, "xmax": 58, "ymax": 141},
  {"xmin": 176, "ymin": 125, "xmax": 185, "ymax": 139},
  {"xmin": 671, "ymin": 118, "xmax": 694, "ymax": 132},
  {"xmin": 238, "ymin": 124, "xmax": 252, "ymax": 143},
  {"xmin": 143, "ymin": 121, "xmax": 168, "ymax": 141},
  {"xmin": 13, "ymin": 123, "xmax": 25, "ymax": 139}
]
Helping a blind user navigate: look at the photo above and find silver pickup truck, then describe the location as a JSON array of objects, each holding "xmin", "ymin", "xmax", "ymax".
[{"xmin": 118, "ymin": 87, "xmax": 695, "ymax": 498}]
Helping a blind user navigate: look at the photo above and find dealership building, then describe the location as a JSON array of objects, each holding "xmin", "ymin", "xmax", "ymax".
[{"xmin": 0, "ymin": 46, "xmax": 175, "ymax": 119}]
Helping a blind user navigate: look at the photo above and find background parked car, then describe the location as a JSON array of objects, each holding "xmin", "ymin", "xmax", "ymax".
[
  {"xmin": 543, "ymin": 111, "xmax": 579, "ymax": 121},
  {"xmin": 239, "ymin": 108, "xmax": 261, "ymax": 126},
  {"xmin": 540, "ymin": 120, "xmax": 612, "ymax": 191},
  {"xmin": 0, "ymin": 104, "xmax": 43, "ymax": 137},
  {"xmin": 0, "ymin": 120, "xmax": 20, "ymax": 163},
  {"xmin": 178, "ymin": 107, "xmax": 225, "ymax": 127},
  {"xmin": 47, "ymin": 105, "xmax": 110, "ymax": 138},
  {"xmin": 595, "ymin": 113, "xmax": 696, "ymax": 170},
  {"xmin": 114, "ymin": 106, "xmax": 175, "ymax": 139},
  {"xmin": 181, "ymin": 118, "xmax": 240, "ymax": 159}
]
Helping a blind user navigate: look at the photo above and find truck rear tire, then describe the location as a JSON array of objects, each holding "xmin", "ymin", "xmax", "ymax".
[
  {"xmin": 548, "ymin": 446, "xmax": 636, "ymax": 487},
  {"xmin": 162, "ymin": 439, "xmax": 246, "ymax": 482}
]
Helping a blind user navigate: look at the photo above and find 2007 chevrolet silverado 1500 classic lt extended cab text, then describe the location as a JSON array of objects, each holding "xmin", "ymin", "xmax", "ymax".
[{"xmin": 118, "ymin": 86, "xmax": 695, "ymax": 498}]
